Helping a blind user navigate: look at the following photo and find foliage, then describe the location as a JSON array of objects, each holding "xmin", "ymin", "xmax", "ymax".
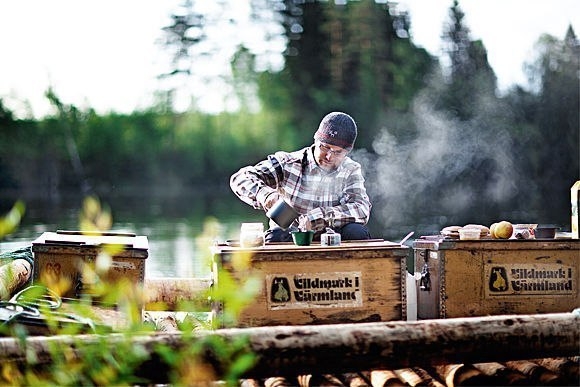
[
  {"xmin": 0, "ymin": 1, "xmax": 578, "ymax": 383},
  {"xmin": 0, "ymin": 98, "xmax": 295, "ymax": 195},
  {"xmin": 0, "ymin": 2, "xmax": 577, "ymax": 235},
  {"xmin": 520, "ymin": 26, "xmax": 580, "ymax": 215},
  {"xmin": 0, "ymin": 197, "xmax": 261, "ymax": 385},
  {"xmin": 159, "ymin": 0, "xmax": 207, "ymax": 79},
  {"xmin": 439, "ymin": 0, "xmax": 497, "ymax": 121},
  {"xmin": 263, "ymin": 0, "xmax": 435, "ymax": 149},
  {"xmin": 355, "ymin": 2, "xmax": 578, "ymax": 229},
  {"xmin": 0, "ymin": 201, "xmax": 25, "ymax": 240}
]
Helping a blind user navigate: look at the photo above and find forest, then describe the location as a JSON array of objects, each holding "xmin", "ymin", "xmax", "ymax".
[{"xmin": 1, "ymin": 0, "xmax": 579, "ymax": 229}]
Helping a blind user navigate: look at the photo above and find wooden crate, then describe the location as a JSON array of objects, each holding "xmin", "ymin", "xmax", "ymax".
[
  {"xmin": 413, "ymin": 238, "xmax": 580, "ymax": 319},
  {"xmin": 32, "ymin": 230, "xmax": 148, "ymax": 300},
  {"xmin": 211, "ymin": 241, "xmax": 409, "ymax": 327},
  {"xmin": 572, "ymin": 180, "xmax": 580, "ymax": 238}
]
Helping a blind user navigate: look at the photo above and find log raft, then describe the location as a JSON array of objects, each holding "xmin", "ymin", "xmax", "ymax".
[
  {"xmin": 0, "ymin": 250, "xmax": 577, "ymax": 385},
  {"xmin": 0, "ymin": 259, "xmax": 32, "ymax": 299},
  {"xmin": 0, "ymin": 311, "xmax": 577, "ymax": 381}
]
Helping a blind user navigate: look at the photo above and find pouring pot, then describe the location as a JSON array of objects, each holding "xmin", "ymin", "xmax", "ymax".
[
  {"xmin": 266, "ymin": 199, "xmax": 299, "ymax": 230},
  {"xmin": 534, "ymin": 226, "xmax": 559, "ymax": 239}
]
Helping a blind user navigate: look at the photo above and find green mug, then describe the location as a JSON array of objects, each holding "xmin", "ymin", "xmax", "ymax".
[{"xmin": 291, "ymin": 230, "xmax": 314, "ymax": 246}]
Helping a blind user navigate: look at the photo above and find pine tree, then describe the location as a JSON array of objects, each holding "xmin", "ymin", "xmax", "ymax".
[
  {"xmin": 531, "ymin": 26, "xmax": 580, "ymax": 215},
  {"xmin": 440, "ymin": 0, "xmax": 496, "ymax": 120}
]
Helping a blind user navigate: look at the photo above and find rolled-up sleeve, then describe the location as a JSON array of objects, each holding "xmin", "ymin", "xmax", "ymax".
[
  {"xmin": 340, "ymin": 166, "xmax": 371, "ymax": 225},
  {"xmin": 229, "ymin": 155, "xmax": 282, "ymax": 210}
]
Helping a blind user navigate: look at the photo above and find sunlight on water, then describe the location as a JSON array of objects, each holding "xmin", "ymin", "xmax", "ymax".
[
  {"xmin": 0, "ymin": 193, "xmax": 265, "ymax": 280},
  {"xmin": 3, "ymin": 189, "xmax": 553, "ymax": 281},
  {"xmin": 0, "ymin": 219, "xmax": 249, "ymax": 280}
]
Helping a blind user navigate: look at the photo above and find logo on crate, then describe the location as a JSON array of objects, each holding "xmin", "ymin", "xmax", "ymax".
[
  {"xmin": 266, "ymin": 272, "xmax": 362, "ymax": 310},
  {"xmin": 270, "ymin": 277, "xmax": 291, "ymax": 303},
  {"xmin": 485, "ymin": 263, "xmax": 575, "ymax": 296},
  {"xmin": 488, "ymin": 267, "xmax": 509, "ymax": 292}
]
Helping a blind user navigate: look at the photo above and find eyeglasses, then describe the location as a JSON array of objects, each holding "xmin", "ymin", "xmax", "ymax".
[{"xmin": 318, "ymin": 143, "xmax": 348, "ymax": 157}]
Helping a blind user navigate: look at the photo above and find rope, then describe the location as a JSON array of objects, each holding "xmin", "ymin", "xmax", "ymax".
[
  {"xmin": 1, "ymin": 285, "xmax": 97, "ymax": 333},
  {"xmin": 10, "ymin": 285, "xmax": 62, "ymax": 310},
  {"xmin": 0, "ymin": 300, "xmax": 40, "ymax": 327}
]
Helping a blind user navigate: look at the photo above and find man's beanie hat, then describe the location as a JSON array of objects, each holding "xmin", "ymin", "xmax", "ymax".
[{"xmin": 314, "ymin": 112, "xmax": 357, "ymax": 149}]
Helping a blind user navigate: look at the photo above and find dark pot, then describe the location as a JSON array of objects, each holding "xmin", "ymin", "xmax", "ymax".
[
  {"xmin": 266, "ymin": 199, "xmax": 299, "ymax": 230},
  {"xmin": 534, "ymin": 226, "xmax": 559, "ymax": 239}
]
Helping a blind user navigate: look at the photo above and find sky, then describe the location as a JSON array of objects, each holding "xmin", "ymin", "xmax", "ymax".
[{"xmin": 0, "ymin": 0, "xmax": 578, "ymax": 119}]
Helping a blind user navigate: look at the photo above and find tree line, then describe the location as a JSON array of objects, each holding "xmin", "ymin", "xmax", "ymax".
[{"xmin": 0, "ymin": 0, "xmax": 578, "ymax": 226}]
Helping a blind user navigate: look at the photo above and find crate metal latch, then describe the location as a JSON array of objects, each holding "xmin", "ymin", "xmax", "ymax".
[{"xmin": 419, "ymin": 262, "xmax": 431, "ymax": 291}]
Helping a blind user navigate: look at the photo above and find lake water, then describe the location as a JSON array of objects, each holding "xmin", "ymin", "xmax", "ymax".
[
  {"xmin": 0, "ymin": 191, "xmax": 267, "ymax": 279},
  {"xmin": 0, "ymin": 190, "xmax": 426, "ymax": 279},
  {"xmin": 3, "ymin": 190, "xmax": 563, "ymax": 279}
]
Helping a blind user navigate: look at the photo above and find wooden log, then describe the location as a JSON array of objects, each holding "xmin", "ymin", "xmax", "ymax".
[
  {"xmin": 393, "ymin": 367, "xmax": 443, "ymax": 387},
  {"xmin": 241, "ymin": 379, "xmax": 262, "ymax": 387},
  {"xmin": 297, "ymin": 374, "xmax": 345, "ymax": 387},
  {"xmin": 220, "ymin": 311, "xmax": 578, "ymax": 378},
  {"xmin": 369, "ymin": 370, "xmax": 405, "ymax": 386},
  {"xmin": 143, "ymin": 277, "xmax": 211, "ymax": 311},
  {"xmin": 504, "ymin": 360, "xmax": 563, "ymax": 385},
  {"xmin": 0, "ymin": 312, "xmax": 577, "ymax": 381},
  {"xmin": 405, "ymin": 367, "xmax": 446, "ymax": 387},
  {"xmin": 533, "ymin": 357, "xmax": 579, "ymax": 385},
  {"xmin": 472, "ymin": 362, "xmax": 528, "ymax": 385},
  {"xmin": 342, "ymin": 372, "xmax": 370, "ymax": 387},
  {"xmin": 264, "ymin": 376, "xmax": 294, "ymax": 387},
  {"xmin": 0, "ymin": 259, "xmax": 32, "ymax": 300},
  {"xmin": 432, "ymin": 364, "xmax": 489, "ymax": 386},
  {"xmin": 322, "ymin": 374, "xmax": 348, "ymax": 386}
]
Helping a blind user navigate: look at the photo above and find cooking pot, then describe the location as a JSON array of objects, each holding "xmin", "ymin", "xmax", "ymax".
[
  {"xmin": 266, "ymin": 199, "xmax": 299, "ymax": 230},
  {"xmin": 534, "ymin": 226, "xmax": 559, "ymax": 239}
]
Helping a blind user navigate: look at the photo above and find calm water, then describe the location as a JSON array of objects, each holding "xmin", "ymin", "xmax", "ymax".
[
  {"xmin": 0, "ymin": 191, "xmax": 266, "ymax": 279},
  {"xmin": 0, "ymin": 190, "xmax": 422, "ymax": 279},
  {"xmin": 2, "ymin": 190, "xmax": 567, "ymax": 279}
]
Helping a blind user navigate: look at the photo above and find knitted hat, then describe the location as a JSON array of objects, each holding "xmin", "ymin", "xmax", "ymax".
[{"xmin": 313, "ymin": 112, "xmax": 358, "ymax": 150}]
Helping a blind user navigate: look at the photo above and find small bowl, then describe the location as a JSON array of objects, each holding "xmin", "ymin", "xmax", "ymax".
[
  {"xmin": 291, "ymin": 230, "xmax": 314, "ymax": 246},
  {"xmin": 534, "ymin": 227, "xmax": 559, "ymax": 239},
  {"xmin": 459, "ymin": 228, "xmax": 481, "ymax": 240}
]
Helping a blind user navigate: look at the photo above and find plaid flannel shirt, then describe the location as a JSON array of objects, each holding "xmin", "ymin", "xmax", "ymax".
[{"xmin": 230, "ymin": 145, "xmax": 371, "ymax": 232}]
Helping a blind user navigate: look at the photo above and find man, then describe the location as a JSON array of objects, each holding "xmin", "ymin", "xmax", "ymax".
[{"xmin": 230, "ymin": 111, "xmax": 372, "ymax": 242}]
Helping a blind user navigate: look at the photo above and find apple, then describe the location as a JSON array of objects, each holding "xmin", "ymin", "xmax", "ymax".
[
  {"xmin": 495, "ymin": 221, "xmax": 513, "ymax": 239},
  {"xmin": 490, "ymin": 223, "xmax": 498, "ymax": 238}
]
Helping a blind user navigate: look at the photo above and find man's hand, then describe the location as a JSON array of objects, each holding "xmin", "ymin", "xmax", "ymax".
[
  {"xmin": 298, "ymin": 215, "xmax": 312, "ymax": 231},
  {"xmin": 263, "ymin": 192, "xmax": 282, "ymax": 211}
]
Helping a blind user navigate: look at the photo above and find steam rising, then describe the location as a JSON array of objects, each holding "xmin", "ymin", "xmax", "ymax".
[{"xmin": 354, "ymin": 93, "xmax": 522, "ymax": 237}]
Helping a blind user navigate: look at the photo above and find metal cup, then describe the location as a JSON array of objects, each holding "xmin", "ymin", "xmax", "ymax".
[
  {"xmin": 266, "ymin": 199, "xmax": 299, "ymax": 230},
  {"xmin": 321, "ymin": 228, "xmax": 341, "ymax": 246}
]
